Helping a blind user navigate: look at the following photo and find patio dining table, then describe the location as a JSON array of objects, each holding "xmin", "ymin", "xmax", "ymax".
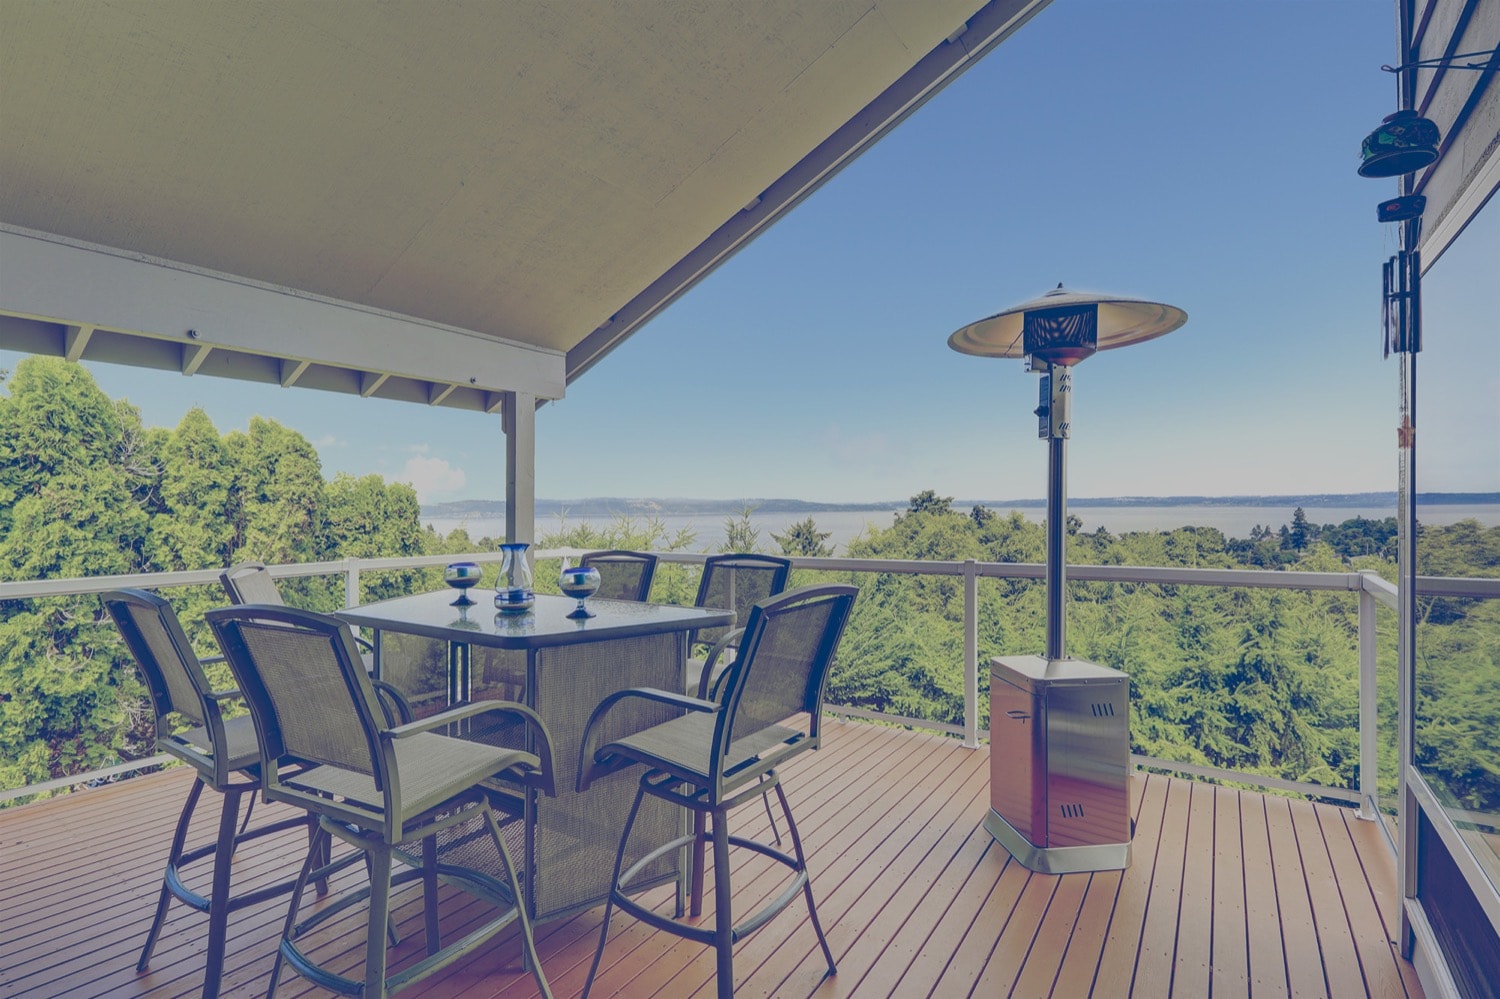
[{"xmin": 336, "ymin": 590, "xmax": 733, "ymax": 921}]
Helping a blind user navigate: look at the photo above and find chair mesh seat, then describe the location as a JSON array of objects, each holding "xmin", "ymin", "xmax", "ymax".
[
  {"xmin": 171, "ymin": 714, "xmax": 261, "ymax": 772},
  {"xmin": 286, "ymin": 732, "xmax": 538, "ymax": 824},
  {"xmin": 610, "ymin": 712, "xmax": 801, "ymax": 786}
]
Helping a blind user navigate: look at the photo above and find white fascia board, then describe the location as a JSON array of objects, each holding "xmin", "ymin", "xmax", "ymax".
[{"xmin": 0, "ymin": 225, "xmax": 565, "ymax": 400}]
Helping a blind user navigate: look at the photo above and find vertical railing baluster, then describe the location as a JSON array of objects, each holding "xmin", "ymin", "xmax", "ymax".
[
  {"xmin": 964, "ymin": 559, "xmax": 979, "ymax": 749},
  {"xmin": 1358, "ymin": 571, "xmax": 1378, "ymax": 820}
]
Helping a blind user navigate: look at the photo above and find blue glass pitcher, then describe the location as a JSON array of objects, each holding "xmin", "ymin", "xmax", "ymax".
[{"xmin": 494, "ymin": 542, "xmax": 535, "ymax": 614}]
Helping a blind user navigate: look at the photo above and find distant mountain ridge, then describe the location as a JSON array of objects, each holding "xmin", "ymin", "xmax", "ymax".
[{"xmin": 422, "ymin": 491, "xmax": 1498, "ymax": 519}]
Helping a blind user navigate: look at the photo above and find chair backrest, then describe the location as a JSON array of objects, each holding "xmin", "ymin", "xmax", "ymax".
[
  {"xmin": 206, "ymin": 604, "xmax": 384, "ymax": 785},
  {"xmin": 713, "ymin": 583, "xmax": 857, "ymax": 780},
  {"xmin": 103, "ymin": 588, "xmax": 217, "ymax": 771},
  {"xmin": 579, "ymin": 550, "xmax": 657, "ymax": 602},
  {"xmin": 691, "ymin": 553, "xmax": 792, "ymax": 648},
  {"xmin": 219, "ymin": 562, "xmax": 286, "ymax": 606}
]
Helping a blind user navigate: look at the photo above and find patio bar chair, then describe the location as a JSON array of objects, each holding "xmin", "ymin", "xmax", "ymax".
[
  {"xmin": 578, "ymin": 549, "xmax": 658, "ymax": 602},
  {"xmin": 687, "ymin": 552, "xmax": 792, "ymax": 659},
  {"xmin": 220, "ymin": 560, "xmax": 378, "ymax": 662},
  {"xmin": 103, "ymin": 588, "xmax": 322, "ymax": 999},
  {"xmin": 206, "ymin": 603, "xmax": 557, "ymax": 999},
  {"xmin": 576, "ymin": 583, "xmax": 858, "ymax": 998},
  {"xmin": 686, "ymin": 553, "xmax": 793, "ymax": 847}
]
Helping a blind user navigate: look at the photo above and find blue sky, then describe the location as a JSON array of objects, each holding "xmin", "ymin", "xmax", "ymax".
[{"xmin": 6, "ymin": 1, "xmax": 1496, "ymax": 505}]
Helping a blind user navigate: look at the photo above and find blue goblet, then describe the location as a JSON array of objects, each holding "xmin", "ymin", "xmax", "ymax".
[
  {"xmin": 444, "ymin": 561, "xmax": 483, "ymax": 606},
  {"xmin": 559, "ymin": 565, "xmax": 602, "ymax": 619}
]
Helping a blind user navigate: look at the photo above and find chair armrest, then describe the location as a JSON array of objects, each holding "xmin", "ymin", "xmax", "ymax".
[
  {"xmin": 352, "ymin": 633, "xmax": 376, "ymax": 654},
  {"xmin": 696, "ymin": 627, "xmax": 745, "ymax": 699},
  {"xmin": 371, "ymin": 680, "xmax": 414, "ymax": 726},
  {"xmin": 203, "ymin": 688, "xmax": 243, "ymax": 702},
  {"xmin": 387, "ymin": 700, "xmax": 556, "ymax": 797},
  {"xmin": 576, "ymin": 687, "xmax": 718, "ymax": 792}
]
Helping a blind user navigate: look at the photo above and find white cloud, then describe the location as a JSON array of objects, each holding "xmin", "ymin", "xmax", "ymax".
[
  {"xmin": 396, "ymin": 455, "xmax": 467, "ymax": 504},
  {"xmin": 312, "ymin": 434, "xmax": 346, "ymax": 448}
]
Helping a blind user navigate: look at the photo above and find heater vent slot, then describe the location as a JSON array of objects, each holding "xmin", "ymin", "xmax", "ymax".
[
  {"xmin": 1091, "ymin": 702, "xmax": 1115, "ymax": 717},
  {"xmin": 1060, "ymin": 803, "xmax": 1085, "ymax": 819}
]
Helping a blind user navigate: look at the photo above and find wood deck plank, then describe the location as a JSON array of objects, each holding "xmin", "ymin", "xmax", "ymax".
[
  {"xmin": 854, "ymin": 812, "xmax": 1001, "ymax": 997},
  {"xmin": 1007, "ymin": 866, "xmax": 1090, "ymax": 997},
  {"xmin": 701, "ymin": 735, "xmax": 989, "ymax": 998},
  {"xmin": 969, "ymin": 867, "xmax": 1057, "ymax": 994},
  {"xmin": 1171, "ymin": 779, "xmax": 1216, "ymax": 997},
  {"xmin": 1315, "ymin": 806, "xmax": 1419, "ymax": 999},
  {"xmin": 927, "ymin": 852, "xmax": 1032, "ymax": 998},
  {"xmin": 1239, "ymin": 787, "xmax": 1291, "ymax": 997},
  {"xmin": 884, "ymin": 831, "xmax": 1009, "ymax": 998},
  {"xmin": 1209, "ymin": 787, "xmax": 1250, "ymax": 999},
  {"xmin": 1130, "ymin": 773, "xmax": 1192, "ymax": 996},
  {"xmin": 1047, "ymin": 773, "xmax": 1150, "ymax": 998},
  {"xmin": 788, "ymin": 765, "xmax": 993, "ymax": 997},
  {"xmin": 1290, "ymin": 797, "xmax": 1368, "ymax": 998},
  {"xmin": 584, "ymin": 725, "xmax": 968, "ymax": 999},
  {"xmin": 1263, "ymin": 794, "xmax": 1328, "ymax": 998},
  {"xmin": 0, "ymin": 725, "xmax": 1422, "ymax": 999},
  {"xmin": 1343, "ymin": 804, "xmax": 1425, "ymax": 998},
  {"xmin": 1092, "ymin": 772, "xmax": 1171, "ymax": 994}
]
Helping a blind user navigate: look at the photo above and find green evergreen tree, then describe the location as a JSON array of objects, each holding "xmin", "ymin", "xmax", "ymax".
[
  {"xmin": 146, "ymin": 407, "xmax": 232, "ymax": 571},
  {"xmin": 1289, "ymin": 506, "xmax": 1311, "ymax": 550},
  {"xmin": 0, "ymin": 359, "xmax": 152, "ymax": 788},
  {"xmin": 772, "ymin": 516, "xmax": 833, "ymax": 557},
  {"xmin": 720, "ymin": 505, "xmax": 761, "ymax": 553},
  {"xmin": 226, "ymin": 417, "xmax": 326, "ymax": 596}
]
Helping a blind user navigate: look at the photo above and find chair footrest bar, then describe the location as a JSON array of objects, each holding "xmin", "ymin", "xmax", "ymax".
[
  {"xmin": 732, "ymin": 871, "xmax": 808, "ymax": 943},
  {"xmin": 387, "ymin": 909, "xmax": 524, "ymax": 992},
  {"xmin": 288, "ymin": 866, "xmax": 429, "ymax": 939}
]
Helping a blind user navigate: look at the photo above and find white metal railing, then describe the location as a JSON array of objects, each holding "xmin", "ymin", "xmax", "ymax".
[{"xmin": 5, "ymin": 552, "xmax": 1492, "ymax": 813}]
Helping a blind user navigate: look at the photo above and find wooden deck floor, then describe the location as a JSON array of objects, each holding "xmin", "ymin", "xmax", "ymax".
[{"xmin": 0, "ymin": 721, "xmax": 1421, "ymax": 998}]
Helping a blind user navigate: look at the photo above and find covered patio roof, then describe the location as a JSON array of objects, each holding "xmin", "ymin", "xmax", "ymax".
[{"xmin": 0, "ymin": 0, "xmax": 1048, "ymax": 413}]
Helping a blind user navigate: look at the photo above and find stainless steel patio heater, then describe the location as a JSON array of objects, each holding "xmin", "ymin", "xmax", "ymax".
[{"xmin": 949, "ymin": 284, "xmax": 1187, "ymax": 874}]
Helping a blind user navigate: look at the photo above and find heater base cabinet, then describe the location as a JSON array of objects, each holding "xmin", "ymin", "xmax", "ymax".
[{"xmin": 986, "ymin": 654, "xmax": 1132, "ymax": 874}]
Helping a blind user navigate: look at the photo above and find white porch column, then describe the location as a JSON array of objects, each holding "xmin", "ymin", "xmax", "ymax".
[{"xmin": 503, "ymin": 391, "xmax": 536, "ymax": 546}]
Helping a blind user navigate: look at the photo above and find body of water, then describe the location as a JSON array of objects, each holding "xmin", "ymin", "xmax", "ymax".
[{"xmin": 424, "ymin": 503, "xmax": 1499, "ymax": 555}]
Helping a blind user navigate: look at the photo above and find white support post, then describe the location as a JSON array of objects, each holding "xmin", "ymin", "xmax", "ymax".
[
  {"xmin": 503, "ymin": 391, "xmax": 536, "ymax": 547},
  {"xmin": 1358, "ymin": 574, "xmax": 1378, "ymax": 820},
  {"xmin": 345, "ymin": 558, "xmax": 361, "ymax": 609},
  {"xmin": 964, "ymin": 559, "xmax": 979, "ymax": 749}
]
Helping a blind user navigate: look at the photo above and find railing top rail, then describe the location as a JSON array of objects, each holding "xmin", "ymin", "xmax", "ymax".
[
  {"xmin": 1414, "ymin": 575, "xmax": 1500, "ymax": 598},
  {"xmin": 6, "ymin": 551, "xmax": 1484, "ymax": 603}
]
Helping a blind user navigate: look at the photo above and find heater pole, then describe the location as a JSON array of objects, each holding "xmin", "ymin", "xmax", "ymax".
[{"xmin": 1044, "ymin": 364, "xmax": 1071, "ymax": 661}]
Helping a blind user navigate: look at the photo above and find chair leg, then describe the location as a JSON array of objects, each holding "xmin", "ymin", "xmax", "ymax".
[
  {"xmin": 138, "ymin": 776, "xmax": 205, "ymax": 972},
  {"xmin": 309, "ymin": 816, "xmax": 330, "ymax": 896},
  {"xmin": 711, "ymin": 806, "xmax": 735, "ymax": 999},
  {"xmin": 690, "ymin": 811, "xmax": 707, "ymax": 918},
  {"xmin": 235, "ymin": 791, "xmax": 256, "ymax": 840},
  {"xmin": 202, "ymin": 786, "xmax": 248, "ymax": 999},
  {"xmin": 582, "ymin": 781, "xmax": 648, "ymax": 999},
  {"xmin": 364, "ymin": 843, "xmax": 394, "ymax": 999},
  {"xmin": 422, "ymin": 835, "xmax": 441, "ymax": 955},
  {"xmin": 268, "ymin": 824, "xmax": 327, "ymax": 999},
  {"xmin": 484, "ymin": 808, "xmax": 552, "ymax": 999},
  {"xmin": 760, "ymin": 780, "xmax": 782, "ymax": 845},
  {"xmin": 774, "ymin": 782, "xmax": 836, "ymax": 977}
]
